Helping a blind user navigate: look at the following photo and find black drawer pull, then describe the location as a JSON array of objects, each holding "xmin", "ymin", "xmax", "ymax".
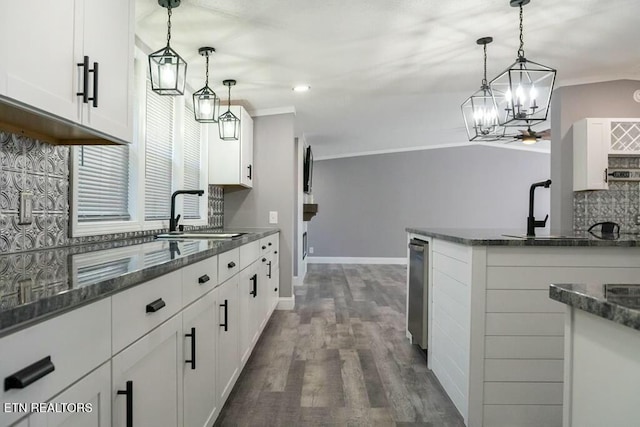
[
  {"xmin": 146, "ymin": 298, "xmax": 166, "ymax": 313},
  {"xmin": 274, "ymin": 251, "xmax": 278, "ymax": 254},
  {"xmin": 250, "ymin": 274, "xmax": 258, "ymax": 298},
  {"xmin": 76, "ymin": 56, "xmax": 89, "ymax": 103},
  {"xmin": 227, "ymin": 261, "xmax": 236, "ymax": 269},
  {"xmin": 4, "ymin": 356, "xmax": 55, "ymax": 391},
  {"xmin": 117, "ymin": 380, "xmax": 133, "ymax": 427},
  {"xmin": 220, "ymin": 299, "xmax": 228, "ymax": 331},
  {"xmin": 262, "ymin": 257, "xmax": 266, "ymax": 262},
  {"xmin": 274, "ymin": 287, "xmax": 278, "ymax": 292},
  {"xmin": 185, "ymin": 327, "xmax": 196, "ymax": 370},
  {"xmin": 267, "ymin": 261, "xmax": 272, "ymax": 279},
  {"xmin": 262, "ymin": 245, "xmax": 267, "ymax": 250},
  {"xmin": 198, "ymin": 274, "xmax": 210, "ymax": 284},
  {"xmin": 268, "ymin": 242, "xmax": 272, "ymax": 246}
]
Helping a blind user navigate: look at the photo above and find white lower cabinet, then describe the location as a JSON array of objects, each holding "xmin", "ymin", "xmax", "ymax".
[
  {"xmin": 30, "ymin": 362, "xmax": 111, "ymax": 427},
  {"xmin": 182, "ymin": 291, "xmax": 218, "ymax": 427},
  {"xmin": 112, "ymin": 315, "xmax": 183, "ymax": 427},
  {"xmin": 216, "ymin": 275, "xmax": 240, "ymax": 405}
]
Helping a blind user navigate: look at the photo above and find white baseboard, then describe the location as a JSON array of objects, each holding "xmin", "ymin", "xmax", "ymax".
[
  {"xmin": 307, "ymin": 256, "xmax": 407, "ymax": 265},
  {"xmin": 277, "ymin": 296, "xmax": 295, "ymax": 310}
]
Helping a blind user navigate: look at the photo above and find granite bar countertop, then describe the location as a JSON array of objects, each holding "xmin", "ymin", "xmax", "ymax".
[
  {"xmin": 406, "ymin": 227, "xmax": 640, "ymax": 247},
  {"xmin": 0, "ymin": 228, "xmax": 278, "ymax": 336},
  {"xmin": 550, "ymin": 283, "xmax": 640, "ymax": 332}
]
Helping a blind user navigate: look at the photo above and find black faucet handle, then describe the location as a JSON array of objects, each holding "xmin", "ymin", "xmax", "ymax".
[{"xmin": 534, "ymin": 214, "xmax": 549, "ymax": 227}]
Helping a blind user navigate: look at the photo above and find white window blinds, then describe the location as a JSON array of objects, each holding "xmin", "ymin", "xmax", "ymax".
[
  {"xmin": 77, "ymin": 145, "xmax": 130, "ymax": 222},
  {"xmin": 183, "ymin": 104, "xmax": 202, "ymax": 219},
  {"xmin": 145, "ymin": 80, "xmax": 174, "ymax": 221}
]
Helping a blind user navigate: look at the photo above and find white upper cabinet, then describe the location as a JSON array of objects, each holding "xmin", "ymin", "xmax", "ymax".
[
  {"xmin": 208, "ymin": 106, "xmax": 254, "ymax": 188},
  {"xmin": 573, "ymin": 118, "xmax": 640, "ymax": 191},
  {"xmin": 0, "ymin": 0, "xmax": 134, "ymax": 143}
]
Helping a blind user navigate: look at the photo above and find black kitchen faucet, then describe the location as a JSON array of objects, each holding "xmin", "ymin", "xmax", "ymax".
[
  {"xmin": 170, "ymin": 189, "xmax": 204, "ymax": 232},
  {"xmin": 527, "ymin": 179, "xmax": 552, "ymax": 237}
]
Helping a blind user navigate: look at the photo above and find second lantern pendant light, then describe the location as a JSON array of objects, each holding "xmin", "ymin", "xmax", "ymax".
[
  {"xmin": 218, "ymin": 80, "xmax": 240, "ymax": 140},
  {"xmin": 193, "ymin": 47, "xmax": 220, "ymax": 123}
]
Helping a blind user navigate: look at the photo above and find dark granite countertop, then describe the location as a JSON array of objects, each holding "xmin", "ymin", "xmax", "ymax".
[
  {"xmin": 406, "ymin": 227, "xmax": 640, "ymax": 247},
  {"xmin": 550, "ymin": 283, "xmax": 640, "ymax": 332},
  {"xmin": 0, "ymin": 228, "xmax": 278, "ymax": 336}
]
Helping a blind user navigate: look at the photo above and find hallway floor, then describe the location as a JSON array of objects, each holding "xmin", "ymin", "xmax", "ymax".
[{"xmin": 215, "ymin": 264, "xmax": 465, "ymax": 426}]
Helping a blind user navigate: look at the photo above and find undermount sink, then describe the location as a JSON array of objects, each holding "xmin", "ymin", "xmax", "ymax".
[
  {"xmin": 155, "ymin": 232, "xmax": 247, "ymax": 240},
  {"xmin": 502, "ymin": 234, "xmax": 589, "ymax": 240}
]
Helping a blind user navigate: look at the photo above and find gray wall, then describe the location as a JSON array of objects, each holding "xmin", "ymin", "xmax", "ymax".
[
  {"xmin": 308, "ymin": 145, "xmax": 550, "ymax": 258},
  {"xmin": 550, "ymin": 79, "xmax": 640, "ymax": 233},
  {"xmin": 224, "ymin": 113, "xmax": 296, "ymax": 297}
]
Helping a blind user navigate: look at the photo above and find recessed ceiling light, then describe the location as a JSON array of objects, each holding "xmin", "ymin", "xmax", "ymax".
[{"xmin": 293, "ymin": 85, "xmax": 311, "ymax": 92}]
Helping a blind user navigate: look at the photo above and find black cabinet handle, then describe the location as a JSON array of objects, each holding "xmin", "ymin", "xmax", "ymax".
[
  {"xmin": 227, "ymin": 261, "xmax": 236, "ymax": 269},
  {"xmin": 117, "ymin": 380, "xmax": 133, "ymax": 427},
  {"xmin": 250, "ymin": 274, "xmax": 257, "ymax": 298},
  {"xmin": 198, "ymin": 274, "xmax": 210, "ymax": 284},
  {"xmin": 267, "ymin": 261, "xmax": 272, "ymax": 279},
  {"xmin": 76, "ymin": 56, "xmax": 89, "ymax": 104},
  {"xmin": 220, "ymin": 299, "xmax": 228, "ymax": 331},
  {"xmin": 88, "ymin": 61, "xmax": 98, "ymax": 107},
  {"xmin": 185, "ymin": 327, "xmax": 196, "ymax": 370},
  {"xmin": 146, "ymin": 298, "xmax": 166, "ymax": 313},
  {"xmin": 268, "ymin": 242, "xmax": 272, "ymax": 246},
  {"xmin": 262, "ymin": 257, "xmax": 266, "ymax": 263},
  {"xmin": 274, "ymin": 251, "xmax": 278, "ymax": 254},
  {"xmin": 247, "ymin": 164, "xmax": 252, "ymax": 180},
  {"xmin": 274, "ymin": 287, "xmax": 278, "ymax": 292},
  {"xmin": 4, "ymin": 356, "xmax": 55, "ymax": 391},
  {"xmin": 262, "ymin": 245, "xmax": 266, "ymax": 250}
]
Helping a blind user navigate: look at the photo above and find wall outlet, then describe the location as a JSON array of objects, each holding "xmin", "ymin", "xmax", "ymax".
[
  {"xmin": 19, "ymin": 191, "xmax": 33, "ymax": 225},
  {"xmin": 309, "ymin": 247, "xmax": 314, "ymax": 254},
  {"xmin": 636, "ymin": 214, "xmax": 640, "ymax": 225},
  {"xmin": 269, "ymin": 211, "xmax": 278, "ymax": 224}
]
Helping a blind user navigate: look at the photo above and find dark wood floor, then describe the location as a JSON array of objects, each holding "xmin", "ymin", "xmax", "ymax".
[{"xmin": 215, "ymin": 264, "xmax": 465, "ymax": 427}]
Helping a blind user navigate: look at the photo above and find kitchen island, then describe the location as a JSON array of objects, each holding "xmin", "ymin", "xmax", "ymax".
[
  {"xmin": 405, "ymin": 228, "xmax": 640, "ymax": 427},
  {"xmin": 550, "ymin": 283, "xmax": 640, "ymax": 427}
]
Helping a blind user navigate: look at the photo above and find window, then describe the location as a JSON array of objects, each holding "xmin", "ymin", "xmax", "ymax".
[
  {"xmin": 71, "ymin": 53, "xmax": 208, "ymax": 236},
  {"xmin": 183, "ymin": 103, "xmax": 202, "ymax": 219},
  {"xmin": 76, "ymin": 145, "xmax": 130, "ymax": 221},
  {"xmin": 144, "ymin": 80, "xmax": 174, "ymax": 221}
]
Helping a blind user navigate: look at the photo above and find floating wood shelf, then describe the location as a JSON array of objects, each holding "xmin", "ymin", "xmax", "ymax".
[{"xmin": 303, "ymin": 203, "xmax": 318, "ymax": 221}]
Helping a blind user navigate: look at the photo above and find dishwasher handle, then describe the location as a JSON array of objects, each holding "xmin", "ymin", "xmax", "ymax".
[{"xmin": 408, "ymin": 243, "xmax": 425, "ymax": 252}]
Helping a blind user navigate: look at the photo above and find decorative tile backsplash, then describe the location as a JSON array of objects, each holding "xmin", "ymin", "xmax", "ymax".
[
  {"xmin": 574, "ymin": 156, "xmax": 640, "ymax": 232},
  {"xmin": 0, "ymin": 131, "xmax": 224, "ymax": 254}
]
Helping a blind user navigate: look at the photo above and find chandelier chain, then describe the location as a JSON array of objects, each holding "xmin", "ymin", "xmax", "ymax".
[
  {"xmin": 166, "ymin": 6, "xmax": 172, "ymax": 46},
  {"xmin": 482, "ymin": 43, "xmax": 488, "ymax": 86},
  {"xmin": 205, "ymin": 54, "xmax": 209, "ymax": 86},
  {"xmin": 518, "ymin": 4, "xmax": 525, "ymax": 58}
]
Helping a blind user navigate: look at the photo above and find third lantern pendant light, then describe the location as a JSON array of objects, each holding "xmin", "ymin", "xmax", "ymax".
[
  {"xmin": 148, "ymin": 0, "xmax": 187, "ymax": 95},
  {"xmin": 218, "ymin": 80, "xmax": 240, "ymax": 140},
  {"xmin": 461, "ymin": 37, "xmax": 506, "ymax": 141},
  {"xmin": 489, "ymin": 0, "xmax": 556, "ymax": 128},
  {"xmin": 193, "ymin": 47, "xmax": 220, "ymax": 123}
]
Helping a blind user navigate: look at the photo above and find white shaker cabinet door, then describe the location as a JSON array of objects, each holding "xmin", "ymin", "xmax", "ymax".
[
  {"xmin": 216, "ymin": 275, "xmax": 240, "ymax": 404},
  {"xmin": 0, "ymin": 0, "xmax": 80, "ymax": 123},
  {"xmin": 112, "ymin": 315, "xmax": 183, "ymax": 427}
]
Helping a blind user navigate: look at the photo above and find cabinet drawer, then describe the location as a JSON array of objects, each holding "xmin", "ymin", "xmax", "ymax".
[
  {"xmin": 218, "ymin": 248, "xmax": 240, "ymax": 284},
  {"xmin": 182, "ymin": 256, "xmax": 218, "ymax": 306},
  {"xmin": 112, "ymin": 270, "xmax": 182, "ymax": 354},
  {"xmin": 0, "ymin": 299, "xmax": 111, "ymax": 427},
  {"xmin": 239, "ymin": 241, "xmax": 259, "ymax": 271}
]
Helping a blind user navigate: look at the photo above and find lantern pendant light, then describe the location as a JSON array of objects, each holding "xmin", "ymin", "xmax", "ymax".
[
  {"xmin": 489, "ymin": 0, "xmax": 556, "ymax": 128},
  {"xmin": 148, "ymin": 0, "xmax": 187, "ymax": 96},
  {"xmin": 218, "ymin": 80, "xmax": 240, "ymax": 140},
  {"xmin": 192, "ymin": 47, "xmax": 220, "ymax": 123},
  {"xmin": 461, "ymin": 37, "xmax": 506, "ymax": 141}
]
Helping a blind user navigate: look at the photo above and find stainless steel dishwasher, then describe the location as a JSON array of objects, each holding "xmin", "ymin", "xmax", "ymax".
[{"xmin": 408, "ymin": 238, "xmax": 428, "ymax": 350}]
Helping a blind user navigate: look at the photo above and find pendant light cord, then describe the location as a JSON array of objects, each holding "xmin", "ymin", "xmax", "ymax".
[
  {"xmin": 166, "ymin": 6, "xmax": 172, "ymax": 47},
  {"xmin": 227, "ymin": 84, "xmax": 232, "ymax": 112},
  {"xmin": 205, "ymin": 54, "xmax": 209, "ymax": 86},
  {"xmin": 517, "ymin": 4, "xmax": 525, "ymax": 58}
]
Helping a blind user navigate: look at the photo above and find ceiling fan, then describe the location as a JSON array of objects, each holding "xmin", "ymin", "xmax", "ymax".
[{"xmin": 512, "ymin": 126, "xmax": 551, "ymax": 144}]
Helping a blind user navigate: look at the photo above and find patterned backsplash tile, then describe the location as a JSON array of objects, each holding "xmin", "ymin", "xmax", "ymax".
[
  {"xmin": 574, "ymin": 156, "xmax": 640, "ymax": 232},
  {"xmin": 0, "ymin": 131, "xmax": 224, "ymax": 254}
]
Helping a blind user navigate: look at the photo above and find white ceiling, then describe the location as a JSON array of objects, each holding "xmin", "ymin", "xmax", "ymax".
[{"xmin": 135, "ymin": 0, "xmax": 640, "ymax": 159}]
